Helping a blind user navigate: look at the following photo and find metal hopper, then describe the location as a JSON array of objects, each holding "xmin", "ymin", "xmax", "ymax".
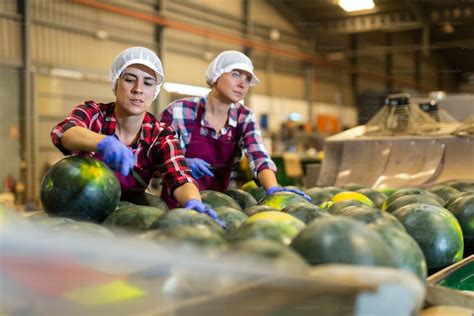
[{"xmin": 318, "ymin": 94, "xmax": 474, "ymax": 188}]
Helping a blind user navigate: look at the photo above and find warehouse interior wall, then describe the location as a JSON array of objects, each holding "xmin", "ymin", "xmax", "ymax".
[{"xmin": 0, "ymin": 0, "xmax": 460, "ymax": 203}]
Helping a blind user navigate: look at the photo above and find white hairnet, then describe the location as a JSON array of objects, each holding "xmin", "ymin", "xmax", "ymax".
[
  {"xmin": 110, "ymin": 47, "xmax": 164, "ymax": 101},
  {"xmin": 205, "ymin": 50, "xmax": 259, "ymax": 86}
]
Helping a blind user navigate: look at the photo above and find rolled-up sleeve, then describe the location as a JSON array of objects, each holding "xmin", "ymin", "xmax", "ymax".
[
  {"xmin": 240, "ymin": 112, "xmax": 277, "ymax": 177},
  {"xmin": 50, "ymin": 102, "xmax": 99, "ymax": 155}
]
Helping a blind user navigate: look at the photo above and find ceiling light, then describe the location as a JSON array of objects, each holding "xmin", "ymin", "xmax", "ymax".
[{"xmin": 338, "ymin": 0, "xmax": 374, "ymax": 12}]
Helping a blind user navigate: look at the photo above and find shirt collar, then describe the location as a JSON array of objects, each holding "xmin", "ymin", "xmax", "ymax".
[{"xmin": 200, "ymin": 94, "xmax": 238, "ymax": 128}]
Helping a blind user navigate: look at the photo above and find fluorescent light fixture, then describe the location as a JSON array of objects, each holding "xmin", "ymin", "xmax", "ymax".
[
  {"xmin": 163, "ymin": 82, "xmax": 210, "ymax": 96},
  {"xmin": 338, "ymin": 0, "xmax": 374, "ymax": 12},
  {"xmin": 50, "ymin": 68, "xmax": 84, "ymax": 80}
]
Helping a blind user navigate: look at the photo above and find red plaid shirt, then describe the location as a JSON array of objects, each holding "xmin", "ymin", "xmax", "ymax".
[{"xmin": 51, "ymin": 100, "xmax": 196, "ymax": 195}]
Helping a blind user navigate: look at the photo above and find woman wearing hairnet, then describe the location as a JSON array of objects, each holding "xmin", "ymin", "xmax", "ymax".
[
  {"xmin": 159, "ymin": 50, "xmax": 310, "ymax": 207},
  {"xmin": 51, "ymin": 47, "xmax": 224, "ymax": 227}
]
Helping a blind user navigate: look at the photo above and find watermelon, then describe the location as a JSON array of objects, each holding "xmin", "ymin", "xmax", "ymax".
[
  {"xmin": 446, "ymin": 180, "xmax": 474, "ymax": 193},
  {"xmin": 201, "ymin": 190, "xmax": 242, "ymax": 211},
  {"xmin": 445, "ymin": 192, "xmax": 474, "ymax": 210},
  {"xmin": 428, "ymin": 185, "xmax": 461, "ymax": 203},
  {"xmin": 335, "ymin": 206, "xmax": 384, "ymax": 224},
  {"xmin": 385, "ymin": 194, "xmax": 442, "ymax": 213},
  {"xmin": 387, "ymin": 187, "xmax": 427, "ymax": 205},
  {"xmin": 290, "ymin": 216, "xmax": 396, "ymax": 267},
  {"xmin": 331, "ymin": 191, "xmax": 374, "ymax": 207},
  {"xmin": 393, "ymin": 203, "xmax": 464, "ymax": 270},
  {"xmin": 103, "ymin": 204, "xmax": 166, "ymax": 232},
  {"xmin": 425, "ymin": 191, "xmax": 446, "ymax": 206},
  {"xmin": 303, "ymin": 187, "xmax": 332, "ymax": 206},
  {"xmin": 230, "ymin": 239, "xmax": 309, "ymax": 272},
  {"xmin": 229, "ymin": 220, "xmax": 303, "ymax": 245},
  {"xmin": 242, "ymin": 205, "xmax": 279, "ymax": 217},
  {"xmin": 258, "ymin": 192, "xmax": 309, "ymax": 210},
  {"xmin": 319, "ymin": 186, "xmax": 344, "ymax": 196},
  {"xmin": 326, "ymin": 200, "xmax": 368, "ymax": 215},
  {"xmin": 36, "ymin": 217, "xmax": 75, "ymax": 227},
  {"xmin": 141, "ymin": 225, "xmax": 226, "ymax": 248},
  {"xmin": 121, "ymin": 192, "xmax": 169, "ymax": 210},
  {"xmin": 341, "ymin": 183, "xmax": 366, "ymax": 191},
  {"xmin": 246, "ymin": 211, "xmax": 305, "ymax": 230},
  {"xmin": 281, "ymin": 202, "xmax": 330, "ymax": 224},
  {"xmin": 241, "ymin": 181, "xmax": 266, "ymax": 202},
  {"xmin": 40, "ymin": 156, "xmax": 120, "ymax": 222},
  {"xmin": 447, "ymin": 195, "xmax": 474, "ymax": 253},
  {"xmin": 224, "ymin": 189, "xmax": 257, "ymax": 209},
  {"xmin": 214, "ymin": 206, "xmax": 248, "ymax": 234},
  {"xmin": 357, "ymin": 188, "xmax": 387, "ymax": 209},
  {"xmin": 149, "ymin": 208, "xmax": 224, "ymax": 234},
  {"xmin": 368, "ymin": 223, "xmax": 427, "ymax": 280}
]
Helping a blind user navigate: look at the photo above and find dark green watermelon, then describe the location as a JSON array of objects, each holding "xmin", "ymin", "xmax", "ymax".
[
  {"xmin": 281, "ymin": 202, "xmax": 330, "ymax": 224},
  {"xmin": 445, "ymin": 192, "xmax": 474, "ymax": 210},
  {"xmin": 428, "ymin": 185, "xmax": 461, "ymax": 203},
  {"xmin": 393, "ymin": 203, "xmax": 464, "ymax": 270},
  {"xmin": 326, "ymin": 200, "xmax": 368, "ymax": 215},
  {"xmin": 242, "ymin": 205, "xmax": 279, "ymax": 217},
  {"xmin": 357, "ymin": 188, "xmax": 387, "ymax": 209},
  {"xmin": 229, "ymin": 220, "xmax": 303, "ymax": 245},
  {"xmin": 40, "ymin": 156, "xmax": 120, "ymax": 222},
  {"xmin": 214, "ymin": 206, "xmax": 248, "ymax": 234},
  {"xmin": 149, "ymin": 208, "xmax": 224, "ymax": 234},
  {"xmin": 341, "ymin": 183, "xmax": 366, "ymax": 191},
  {"xmin": 290, "ymin": 216, "xmax": 396, "ymax": 267},
  {"xmin": 447, "ymin": 195, "xmax": 474, "ymax": 254},
  {"xmin": 258, "ymin": 192, "xmax": 310, "ymax": 210},
  {"xmin": 303, "ymin": 187, "xmax": 333, "ymax": 206},
  {"xmin": 446, "ymin": 180, "xmax": 474, "ymax": 193},
  {"xmin": 319, "ymin": 186, "xmax": 344, "ymax": 196},
  {"xmin": 368, "ymin": 223, "xmax": 427, "ymax": 280},
  {"xmin": 387, "ymin": 187, "xmax": 427, "ymax": 205},
  {"xmin": 335, "ymin": 206, "xmax": 383, "ymax": 224},
  {"xmin": 141, "ymin": 225, "xmax": 226, "ymax": 248},
  {"xmin": 201, "ymin": 190, "xmax": 242, "ymax": 211},
  {"xmin": 224, "ymin": 189, "xmax": 257, "ymax": 209},
  {"xmin": 103, "ymin": 204, "xmax": 166, "ymax": 232},
  {"xmin": 230, "ymin": 239, "xmax": 309, "ymax": 272},
  {"xmin": 121, "ymin": 192, "xmax": 169, "ymax": 210},
  {"xmin": 385, "ymin": 194, "xmax": 442, "ymax": 214}
]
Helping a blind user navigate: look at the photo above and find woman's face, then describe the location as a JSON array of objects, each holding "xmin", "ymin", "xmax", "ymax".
[
  {"xmin": 214, "ymin": 70, "xmax": 252, "ymax": 104},
  {"xmin": 115, "ymin": 64, "xmax": 158, "ymax": 116}
]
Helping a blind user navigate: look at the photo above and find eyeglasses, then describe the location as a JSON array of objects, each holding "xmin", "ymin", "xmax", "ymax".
[{"xmin": 229, "ymin": 71, "xmax": 252, "ymax": 85}]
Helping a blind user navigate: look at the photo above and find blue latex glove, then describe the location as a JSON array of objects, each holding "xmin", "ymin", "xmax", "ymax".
[
  {"xmin": 184, "ymin": 199, "xmax": 226, "ymax": 229},
  {"xmin": 96, "ymin": 136, "xmax": 135, "ymax": 176},
  {"xmin": 185, "ymin": 158, "xmax": 214, "ymax": 179},
  {"xmin": 266, "ymin": 186, "xmax": 312, "ymax": 202}
]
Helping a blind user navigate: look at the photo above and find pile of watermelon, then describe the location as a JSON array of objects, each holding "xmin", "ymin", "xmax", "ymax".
[{"xmin": 36, "ymin": 156, "xmax": 473, "ymax": 282}]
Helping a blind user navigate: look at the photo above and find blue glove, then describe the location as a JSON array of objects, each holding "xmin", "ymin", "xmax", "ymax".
[
  {"xmin": 185, "ymin": 158, "xmax": 214, "ymax": 179},
  {"xmin": 184, "ymin": 199, "xmax": 226, "ymax": 229},
  {"xmin": 266, "ymin": 186, "xmax": 312, "ymax": 202},
  {"xmin": 96, "ymin": 136, "xmax": 135, "ymax": 176}
]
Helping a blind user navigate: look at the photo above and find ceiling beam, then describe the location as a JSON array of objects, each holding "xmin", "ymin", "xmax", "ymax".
[{"xmin": 265, "ymin": 0, "xmax": 309, "ymax": 37}]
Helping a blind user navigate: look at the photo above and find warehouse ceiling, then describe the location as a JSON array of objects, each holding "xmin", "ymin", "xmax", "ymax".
[{"xmin": 268, "ymin": 0, "xmax": 474, "ymax": 84}]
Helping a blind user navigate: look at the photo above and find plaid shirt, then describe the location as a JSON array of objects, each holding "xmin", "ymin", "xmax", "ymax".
[
  {"xmin": 158, "ymin": 95, "xmax": 277, "ymax": 177},
  {"xmin": 51, "ymin": 100, "xmax": 196, "ymax": 194}
]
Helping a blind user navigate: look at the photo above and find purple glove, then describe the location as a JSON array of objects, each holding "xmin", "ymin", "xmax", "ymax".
[
  {"xmin": 266, "ymin": 186, "xmax": 312, "ymax": 202},
  {"xmin": 184, "ymin": 199, "xmax": 226, "ymax": 229},
  {"xmin": 185, "ymin": 158, "xmax": 214, "ymax": 179},
  {"xmin": 96, "ymin": 136, "xmax": 135, "ymax": 176}
]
